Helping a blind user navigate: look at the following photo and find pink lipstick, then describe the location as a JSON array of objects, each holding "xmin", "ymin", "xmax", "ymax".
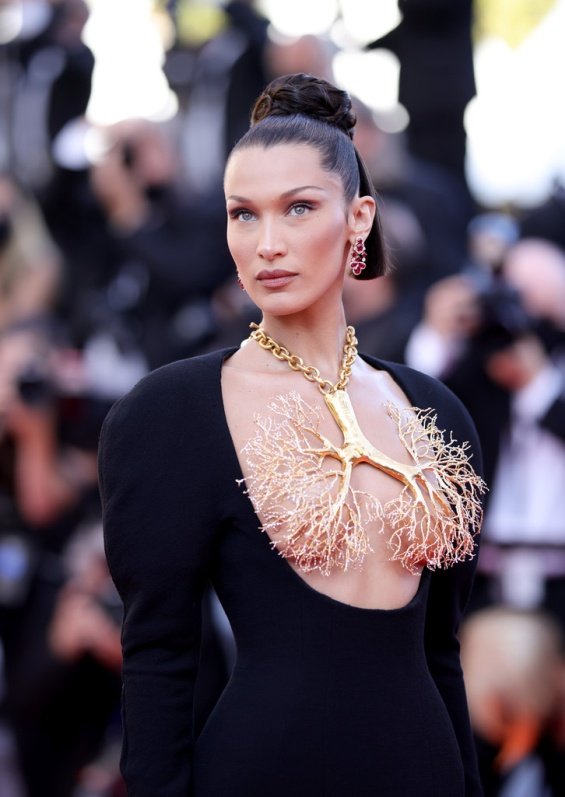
[{"xmin": 256, "ymin": 269, "xmax": 297, "ymax": 289}]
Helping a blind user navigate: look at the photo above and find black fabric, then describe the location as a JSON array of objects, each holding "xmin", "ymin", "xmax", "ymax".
[
  {"xmin": 99, "ymin": 348, "xmax": 484, "ymax": 796},
  {"xmin": 443, "ymin": 349, "xmax": 511, "ymax": 491}
]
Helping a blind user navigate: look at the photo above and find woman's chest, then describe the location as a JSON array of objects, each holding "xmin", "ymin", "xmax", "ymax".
[{"xmin": 222, "ymin": 365, "xmax": 476, "ymax": 577}]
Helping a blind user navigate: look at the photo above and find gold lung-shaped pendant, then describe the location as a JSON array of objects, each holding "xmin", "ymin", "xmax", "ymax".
[{"xmin": 240, "ymin": 389, "xmax": 485, "ymax": 576}]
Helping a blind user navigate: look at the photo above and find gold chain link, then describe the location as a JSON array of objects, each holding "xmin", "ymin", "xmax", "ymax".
[{"xmin": 249, "ymin": 323, "xmax": 358, "ymax": 394}]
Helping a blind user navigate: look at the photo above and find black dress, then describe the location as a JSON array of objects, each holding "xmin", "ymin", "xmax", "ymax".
[{"xmin": 99, "ymin": 349, "xmax": 484, "ymax": 797}]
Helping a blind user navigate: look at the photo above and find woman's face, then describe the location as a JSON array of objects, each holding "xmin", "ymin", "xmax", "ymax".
[{"xmin": 224, "ymin": 143, "xmax": 360, "ymax": 319}]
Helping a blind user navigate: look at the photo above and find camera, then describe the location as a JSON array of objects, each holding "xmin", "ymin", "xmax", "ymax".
[
  {"xmin": 469, "ymin": 269, "xmax": 534, "ymax": 355},
  {"xmin": 15, "ymin": 362, "xmax": 110, "ymax": 451},
  {"xmin": 16, "ymin": 363, "xmax": 55, "ymax": 408}
]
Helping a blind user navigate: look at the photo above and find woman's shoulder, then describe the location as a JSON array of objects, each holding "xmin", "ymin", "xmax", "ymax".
[
  {"xmin": 362, "ymin": 353, "xmax": 462, "ymax": 406},
  {"xmin": 100, "ymin": 347, "xmax": 237, "ymax": 440},
  {"xmin": 129, "ymin": 347, "xmax": 236, "ymax": 398},
  {"xmin": 362, "ymin": 354, "xmax": 483, "ymax": 474},
  {"xmin": 366, "ymin": 355, "xmax": 464, "ymax": 408}
]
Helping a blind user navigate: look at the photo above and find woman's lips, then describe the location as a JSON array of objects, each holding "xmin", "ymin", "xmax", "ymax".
[{"xmin": 256, "ymin": 269, "xmax": 297, "ymax": 288}]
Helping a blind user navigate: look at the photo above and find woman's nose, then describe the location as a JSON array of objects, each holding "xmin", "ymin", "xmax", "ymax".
[{"xmin": 256, "ymin": 220, "xmax": 286, "ymax": 260}]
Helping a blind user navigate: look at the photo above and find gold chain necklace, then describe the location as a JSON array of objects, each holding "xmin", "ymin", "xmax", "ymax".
[{"xmin": 249, "ymin": 322, "xmax": 358, "ymax": 394}]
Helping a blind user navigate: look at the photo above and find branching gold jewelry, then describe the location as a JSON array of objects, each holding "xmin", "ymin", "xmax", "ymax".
[{"xmin": 242, "ymin": 324, "xmax": 485, "ymax": 575}]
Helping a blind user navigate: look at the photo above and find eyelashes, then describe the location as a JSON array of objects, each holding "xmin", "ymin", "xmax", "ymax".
[
  {"xmin": 229, "ymin": 208, "xmax": 255, "ymax": 222},
  {"xmin": 228, "ymin": 201, "xmax": 316, "ymax": 222},
  {"xmin": 288, "ymin": 202, "xmax": 314, "ymax": 217}
]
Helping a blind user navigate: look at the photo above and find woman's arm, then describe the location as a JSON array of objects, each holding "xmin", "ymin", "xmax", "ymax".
[
  {"xmin": 424, "ymin": 558, "xmax": 483, "ymax": 797},
  {"xmin": 99, "ymin": 362, "xmax": 221, "ymax": 796},
  {"xmin": 423, "ymin": 389, "xmax": 485, "ymax": 797},
  {"xmin": 364, "ymin": 348, "xmax": 486, "ymax": 795}
]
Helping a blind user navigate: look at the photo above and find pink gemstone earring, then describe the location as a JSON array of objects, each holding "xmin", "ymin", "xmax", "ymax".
[
  {"xmin": 349, "ymin": 237, "xmax": 367, "ymax": 276},
  {"xmin": 237, "ymin": 273, "xmax": 245, "ymax": 290}
]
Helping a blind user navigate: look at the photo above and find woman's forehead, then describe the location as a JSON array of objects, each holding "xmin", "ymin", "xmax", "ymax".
[{"xmin": 224, "ymin": 143, "xmax": 340, "ymax": 195}]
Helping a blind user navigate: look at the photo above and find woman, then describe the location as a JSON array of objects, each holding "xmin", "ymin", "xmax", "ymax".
[{"xmin": 99, "ymin": 73, "xmax": 485, "ymax": 796}]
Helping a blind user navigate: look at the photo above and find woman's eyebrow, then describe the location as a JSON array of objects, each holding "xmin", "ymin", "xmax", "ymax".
[
  {"xmin": 227, "ymin": 185, "xmax": 326, "ymax": 203},
  {"xmin": 280, "ymin": 185, "xmax": 325, "ymax": 198}
]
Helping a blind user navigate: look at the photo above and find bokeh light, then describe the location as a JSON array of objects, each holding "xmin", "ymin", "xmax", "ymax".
[
  {"xmin": 84, "ymin": 0, "xmax": 177, "ymax": 124},
  {"xmin": 257, "ymin": 0, "xmax": 338, "ymax": 37},
  {"xmin": 338, "ymin": 0, "xmax": 401, "ymax": 46},
  {"xmin": 333, "ymin": 49, "xmax": 408, "ymax": 133},
  {"xmin": 84, "ymin": 0, "xmax": 565, "ymax": 206},
  {"xmin": 466, "ymin": 0, "xmax": 565, "ymax": 206}
]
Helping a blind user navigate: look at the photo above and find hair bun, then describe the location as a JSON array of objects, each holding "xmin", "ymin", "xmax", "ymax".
[{"xmin": 251, "ymin": 73, "xmax": 356, "ymax": 140}]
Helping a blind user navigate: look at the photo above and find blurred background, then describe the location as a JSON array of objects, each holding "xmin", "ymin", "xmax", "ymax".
[{"xmin": 0, "ymin": 0, "xmax": 564, "ymax": 794}]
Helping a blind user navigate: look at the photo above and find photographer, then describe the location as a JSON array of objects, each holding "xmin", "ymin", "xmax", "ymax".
[
  {"xmin": 0, "ymin": 322, "xmax": 120, "ymax": 797},
  {"xmin": 0, "ymin": 170, "xmax": 101, "ymax": 652},
  {"xmin": 6, "ymin": 521, "xmax": 123, "ymax": 797},
  {"xmin": 405, "ymin": 234, "xmax": 565, "ymax": 629},
  {"xmin": 0, "ymin": 175, "xmax": 61, "ymax": 335},
  {"xmin": 88, "ymin": 118, "xmax": 234, "ymax": 367},
  {"xmin": 0, "ymin": 191, "xmax": 118, "ymax": 790}
]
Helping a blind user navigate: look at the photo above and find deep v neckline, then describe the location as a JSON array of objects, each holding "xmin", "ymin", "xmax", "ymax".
[{"xmin": 217, "ymin": 347, "xmax": 433, "ymax": 613}]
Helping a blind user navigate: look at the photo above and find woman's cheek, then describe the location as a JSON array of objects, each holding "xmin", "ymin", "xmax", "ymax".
[{"xmin": 227, "ymin": 231, "xmax": 247, "ymax": 267}]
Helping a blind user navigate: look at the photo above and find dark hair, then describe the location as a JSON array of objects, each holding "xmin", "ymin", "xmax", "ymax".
[{"xmin": 230, "ymin": 73, "xmax": 389, "ymax": 280}]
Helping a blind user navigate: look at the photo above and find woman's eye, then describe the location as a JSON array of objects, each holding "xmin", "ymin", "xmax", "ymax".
[
  {"xmin": 231, "ymin": 209, "xmax": 256, "ymax": 222},
  {"xmin": 288, "ymin": 203, "xmax": 312, "ymax": 217}
]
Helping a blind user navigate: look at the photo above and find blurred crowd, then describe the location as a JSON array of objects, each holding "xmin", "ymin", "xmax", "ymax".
[{"xmin": 0, "ymin": 1, "xmax": 564, "ymax": 795}]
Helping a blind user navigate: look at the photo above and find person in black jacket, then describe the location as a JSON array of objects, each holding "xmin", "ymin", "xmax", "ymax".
[
  {"xmin": 406, "ymin": 237, "xmax": 565, "ymax": 631},
  {"xmin": 100, "ymin": 73, "xmax": 485, "ymax": 796}
]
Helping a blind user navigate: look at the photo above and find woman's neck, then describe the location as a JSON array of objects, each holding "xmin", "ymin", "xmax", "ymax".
[{"xmin": 258, "ymin": 307, "xmax": 350, "ymax": 383}]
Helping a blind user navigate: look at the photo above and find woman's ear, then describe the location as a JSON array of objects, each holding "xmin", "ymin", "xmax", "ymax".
[{"xmin": 348, "ymin": 195, "xmax": 376, "ymax": 242}]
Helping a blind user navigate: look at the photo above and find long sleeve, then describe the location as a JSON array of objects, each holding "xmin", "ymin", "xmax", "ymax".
[
  {"xmin": 372, "ymin": 357, "xmax": 485, "ymax": 796},
  {"xmin": 99, "ymin": 359, "xmax": 224, "ymax": 796},
  {"xmin": 425, "ymin": 557, "xmax": 483, "ymax": 796},
  {"xmin": 423, "ymin": 391, "xmax": 484, "ymax": 797}
]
